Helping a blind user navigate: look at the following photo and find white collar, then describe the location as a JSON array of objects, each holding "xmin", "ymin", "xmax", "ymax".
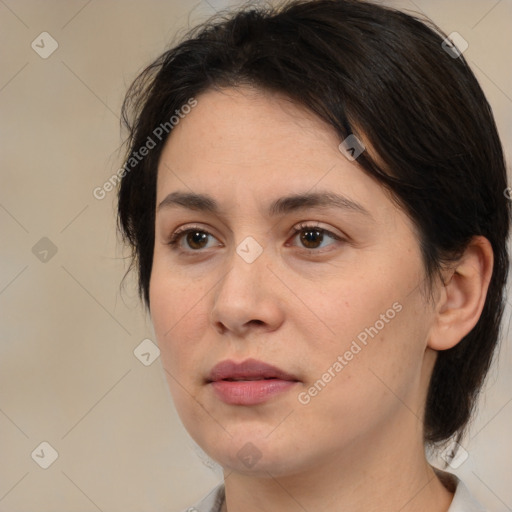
[
  {"xmin": 185, "ymin": 472, "xmax": 485, "ymax": 512},
  {"xmin": 440, "ymin": 470, "xmax": 486, "ymax": 511}
]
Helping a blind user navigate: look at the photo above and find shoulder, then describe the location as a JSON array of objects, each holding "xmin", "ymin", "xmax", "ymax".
[{"xmin": 178, "ymin": 483, "xmax": 225, "ymax": 512}]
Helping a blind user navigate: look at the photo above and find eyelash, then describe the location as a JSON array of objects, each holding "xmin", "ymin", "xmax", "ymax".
[{"xmin": 166, "ymin": 222, "xmax": 344, "ymax": 254}]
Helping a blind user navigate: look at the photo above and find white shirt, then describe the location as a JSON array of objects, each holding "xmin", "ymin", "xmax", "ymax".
[{"xmin": 180, "ymin": 472, "xmax": 485, "ymax": 512}]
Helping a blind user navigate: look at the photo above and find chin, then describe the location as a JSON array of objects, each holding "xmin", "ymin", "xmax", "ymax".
[{"xmin": 195, "ymin": 429, "xmax": 308, "ymax": 477}]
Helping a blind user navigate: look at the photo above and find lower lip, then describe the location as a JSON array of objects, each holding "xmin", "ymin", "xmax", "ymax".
[{"xmin": 209, "ymin": 379, "xmax": 298, "ymax": 405}]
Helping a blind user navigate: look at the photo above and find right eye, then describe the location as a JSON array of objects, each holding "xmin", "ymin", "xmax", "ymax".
[{"xmin": 166, "ymin": 226, "xmax": 222, "ymax": 252}]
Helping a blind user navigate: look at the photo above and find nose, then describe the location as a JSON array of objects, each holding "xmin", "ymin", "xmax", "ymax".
[{"xmin": 209, "ymin": 242, "xmax": 285, "ymax": 337}]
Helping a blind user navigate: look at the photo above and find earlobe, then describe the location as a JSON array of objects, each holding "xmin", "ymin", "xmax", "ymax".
[{"xmin": 428, "ymin": 236, "xmax": 494, "ymax": 351}]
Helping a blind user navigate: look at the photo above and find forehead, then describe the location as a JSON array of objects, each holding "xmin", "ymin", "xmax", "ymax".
[
  {"xmin": 155, "ymin": 86, "xmax": 398, "ymax": 224},
  {"xmin": 162, "ymin": 86, "xmax": 337, "ymax": 166}
]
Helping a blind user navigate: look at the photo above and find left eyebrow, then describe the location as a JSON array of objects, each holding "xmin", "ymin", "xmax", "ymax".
[
  {"xmin": 268, "ymin": 191, "xmax": 372, "ymax": 219},
  {"xmin": 157, "ymin": 190, "xmax": 373, "ymax": 219}
]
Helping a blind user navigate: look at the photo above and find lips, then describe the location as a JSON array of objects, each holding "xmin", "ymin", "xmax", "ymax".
[
  {"xmin": 206, "ymin": 358, "xmax": 299, "ymax": 383},
  {"xmin": 206, "ymin": 358, "xmax": 300, "ymax": 406}
]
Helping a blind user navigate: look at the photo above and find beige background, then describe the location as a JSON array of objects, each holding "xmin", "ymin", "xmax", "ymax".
[{"xmin": 0, "ymin": 0, "xmax": 511, "ymax": 510}]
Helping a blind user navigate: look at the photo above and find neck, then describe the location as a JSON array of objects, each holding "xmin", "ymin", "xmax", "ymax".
[{"xmin": 222, "ymin": 413, "xmax": 454, "ymax": 512}]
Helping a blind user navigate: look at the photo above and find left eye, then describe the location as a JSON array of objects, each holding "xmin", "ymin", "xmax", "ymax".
[{"xmin": 288, "ymin": 223, "xmax": 342, "ymax": 251}]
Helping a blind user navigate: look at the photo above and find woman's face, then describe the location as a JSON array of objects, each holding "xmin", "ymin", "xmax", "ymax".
[{"xmin": 150, "ymin": 86, "xmax": 438, "ymax": 476}]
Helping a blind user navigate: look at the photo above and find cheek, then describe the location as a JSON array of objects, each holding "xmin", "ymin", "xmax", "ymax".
[
  {"xmin": 149, "ymin": 264, "xmax": 210, "ymax": 371},
  {"xmin": 294, "ymin": 265, "xmax": 399, "ymax": 351},
  {"xmin": 150, "ymin": 274, "xmax": 214, "ymax": 427},
  {"xmin": 298, "ymin": 262, "xmax": 429, "ymax": 409},
  {"xmin": 321, "ymin": 296, "xmax": 429, "ymax": 417}
]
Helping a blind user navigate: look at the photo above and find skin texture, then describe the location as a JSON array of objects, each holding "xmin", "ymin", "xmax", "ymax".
[{"xmin": 149, "ymin": 86, "xmax": 493, "ymax": 512}]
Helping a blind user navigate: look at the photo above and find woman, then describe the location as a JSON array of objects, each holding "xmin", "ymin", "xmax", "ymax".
[{"xmin": 117, "ymin": 0, "xmax": 510, "ymax": 510}]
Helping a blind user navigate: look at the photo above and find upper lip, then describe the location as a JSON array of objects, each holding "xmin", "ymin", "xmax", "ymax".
[{"xmin": 206, "ymin": 358, "xmax": 299, "ymax": 383}]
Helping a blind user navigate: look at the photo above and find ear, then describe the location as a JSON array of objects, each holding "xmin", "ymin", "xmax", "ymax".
[{"xmin": 428, "ymin": 236, "xmax": 494, "ymax": 351}]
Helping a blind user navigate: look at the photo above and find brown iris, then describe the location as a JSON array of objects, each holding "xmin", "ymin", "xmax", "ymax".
[
  {"xmin": 186, "ymin": 231, "xmax": 209, "ymax": 250},
  {"xmin": 300, "ymin": 228, "xmax": 324, "ymax": 249}
]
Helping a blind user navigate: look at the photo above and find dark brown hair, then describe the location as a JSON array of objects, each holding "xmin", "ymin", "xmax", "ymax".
[{"xmin": 117, "ymin": 0, "xmax": 510, "ymax": 447}]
